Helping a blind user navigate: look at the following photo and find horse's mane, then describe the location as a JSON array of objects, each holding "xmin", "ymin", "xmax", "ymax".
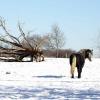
[
  {"xmin": 78, "ymin": 49, "xmax": 86, "ymax": 57},
  {"xmin": 78, "ymin": 49, "xmax": 93, "ymax": 58},
  {"xmin": 70, "ymin": 49, "xmax": 93, "ymax": 59}
]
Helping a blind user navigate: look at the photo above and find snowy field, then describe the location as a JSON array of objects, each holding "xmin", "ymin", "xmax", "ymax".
[{"xmin": 0, "ymin": 58, "xmax": 100, "ymax": 100}]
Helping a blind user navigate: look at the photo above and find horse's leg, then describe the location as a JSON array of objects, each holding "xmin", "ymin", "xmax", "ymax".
[
  {"xmin": 71, "ymin": 65, "xmax": 75, "ymax": 78},
  {"xmin": 71, "ymin": 72, "xmax": 74, "ymax": 78},
  {"xmin": 77, "ymin": 66, "xmax": 82, "ymax": 78},
  {"xmin": 70, "ymin": 56, "xmax": 76, "ymax": 78}
]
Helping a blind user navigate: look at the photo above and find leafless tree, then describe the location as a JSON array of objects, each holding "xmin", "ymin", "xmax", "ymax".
[
  {"xmin": 45, "ymin": 24, "xmax": 66, "ymax": 57},
  {"xmin": 0, "ymin": 17, "xmax": 45, "ymax": 62},
  {"xmin": 96, "ymin": 32, "xmax": 100, "ymax": 57}
]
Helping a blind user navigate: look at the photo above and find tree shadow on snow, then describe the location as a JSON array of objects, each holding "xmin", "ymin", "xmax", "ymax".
[{"xmin": 0, "ymin": 85, "xmax": 100, "ymax": 99}]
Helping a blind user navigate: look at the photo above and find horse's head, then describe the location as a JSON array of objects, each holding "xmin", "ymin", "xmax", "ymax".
[
  {"xmin": 79, "ymin": 49, "xmax": 93, "ymax": 61},
  {"xmin": 85, "ymin": 49, "xmax": 93, "ymax": 61}
]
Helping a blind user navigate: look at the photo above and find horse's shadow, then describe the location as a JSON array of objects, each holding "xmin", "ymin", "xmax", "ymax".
[{"xmin": 32, "ymin": 75, "xmax": 66, "ymax": 79}]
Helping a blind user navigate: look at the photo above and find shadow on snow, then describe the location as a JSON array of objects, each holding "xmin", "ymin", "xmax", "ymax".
[
  {"xmin": 0, "ymin": 85, "xmax": 100, "ymax": 99},
  {"xmin": 32, "ymin": 75, "xmax": 65, "ymax": 79}
]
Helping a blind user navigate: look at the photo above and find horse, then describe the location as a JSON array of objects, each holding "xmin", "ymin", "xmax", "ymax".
[{"xmin": 69, "ymin": 49, "xmax": 93, "ymax": 78}]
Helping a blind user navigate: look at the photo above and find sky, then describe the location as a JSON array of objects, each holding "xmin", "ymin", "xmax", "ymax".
[{"xmin": 0, "ymin": 0, "xmax": 100, "ymax": 51}]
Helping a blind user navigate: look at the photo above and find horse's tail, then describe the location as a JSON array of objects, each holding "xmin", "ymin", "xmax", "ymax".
[{"xmin": 71, "ymin": 56, "xmax": 76, "ymax": 77}]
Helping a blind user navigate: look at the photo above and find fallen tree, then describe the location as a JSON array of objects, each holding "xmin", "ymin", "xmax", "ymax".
[{"xmin": 0, "ymin": 17, "xmax": 45, "ymax": 62}]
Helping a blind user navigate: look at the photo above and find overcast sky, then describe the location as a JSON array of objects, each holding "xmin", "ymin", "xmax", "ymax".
[{"xmin": 0, "ymin": 0, "xmax": 100, "ymax": 51}]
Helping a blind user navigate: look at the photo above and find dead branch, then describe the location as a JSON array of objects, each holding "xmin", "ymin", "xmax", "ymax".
[
  {"xmin": 0, "ymin": 17, "xmax": 45, "ymax": 62},
  {"xmin": 18, "ymin": 23, "xmax": 34, "ymax": 50},
  {"xmin": 0, "ymin": 37, "xmax": 24, "ymax": 49},
  {"xmin": 0, "ymin": 17, "xmax": 21, "ymax": 44}
]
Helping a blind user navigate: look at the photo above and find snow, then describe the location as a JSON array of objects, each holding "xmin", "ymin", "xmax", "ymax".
[{"xmin": 0, "ymin": 58, "xmax": 100, "ymax": 100}]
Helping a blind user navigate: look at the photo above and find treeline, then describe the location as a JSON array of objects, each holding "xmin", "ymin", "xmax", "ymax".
[
  {"xmin": 0, "ymin": 48, "xmax": 75, "ymax": 58},
  {"xmin": 43, "ymin": 49, "xmax": 75, "ymax": 58}
]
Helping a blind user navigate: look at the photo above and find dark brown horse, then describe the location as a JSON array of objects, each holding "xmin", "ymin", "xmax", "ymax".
[{"xmin": 69, "ymin": 49, "xmax": 93, "ymax": 78}]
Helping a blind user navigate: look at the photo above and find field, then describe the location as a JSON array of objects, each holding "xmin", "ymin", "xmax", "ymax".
[{"xmin": 0, "ymin": 58, "xmax": 100, "ymax": 100}]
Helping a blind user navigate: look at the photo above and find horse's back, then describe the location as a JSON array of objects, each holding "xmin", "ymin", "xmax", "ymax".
[{"xmin": 70, "ymin": 53, "xmax": 85, "ymax": 67}]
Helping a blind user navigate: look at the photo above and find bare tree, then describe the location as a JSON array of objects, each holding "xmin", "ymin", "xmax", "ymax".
[
  {"xmin": 96, "ymin": 32, "xmax": 100, "ymax": 57},
  {"xmin": 0, "ymin": 17, "xmax": 45, "ymax": 62},
  {"xmin": 45, "ymin": 24, "xmax": 66, "ymax": 57}
]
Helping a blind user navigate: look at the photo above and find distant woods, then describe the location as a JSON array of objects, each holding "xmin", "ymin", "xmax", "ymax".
[
  {"xmin": 44, "ymin": 24, "xmax": 66, "ymax": 58},
  {"xmin": 96, "ymin": 32, "xmax": 100, "ymax": 57}
]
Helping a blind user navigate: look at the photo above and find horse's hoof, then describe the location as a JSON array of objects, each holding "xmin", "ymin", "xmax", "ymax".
[
  {"xmin": 78, "ymin": 76, "xmax": 81, "ymax": 78},
  {"xmin": 71, "ymin": 76, "xmax": 74, "ymax": 78}
]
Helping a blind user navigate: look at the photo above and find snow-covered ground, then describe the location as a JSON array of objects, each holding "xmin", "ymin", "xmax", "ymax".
[{"xmin": 0, "ymin": 58, "xmax": 100, "ymax": 100}]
